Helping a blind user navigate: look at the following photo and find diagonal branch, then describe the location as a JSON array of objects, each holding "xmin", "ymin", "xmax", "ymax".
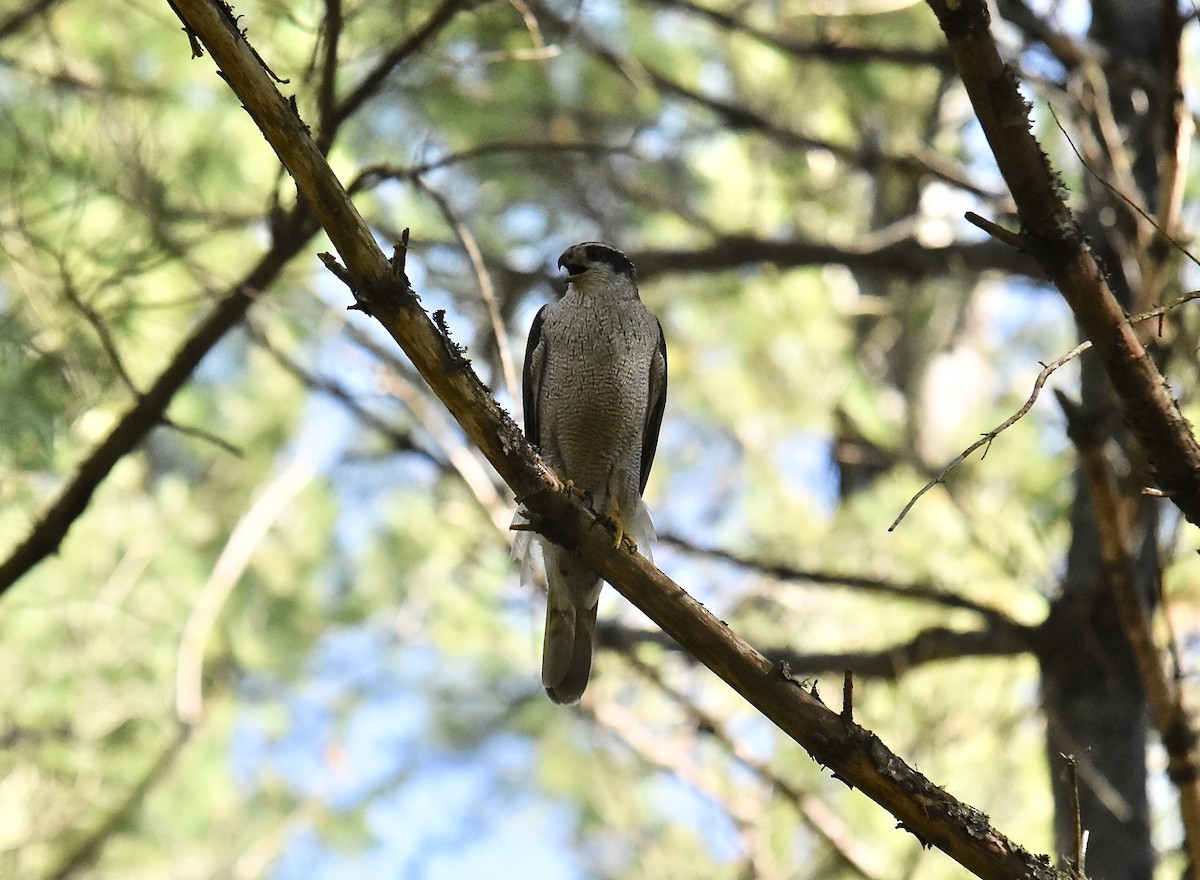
[
  {"xmin": 593, "ymin": 656, "xmax": 890, "ymax": 880},
  {"xmin": 162, "ymin": 2, "xmax": 1069, "ymax": 877},
  {"xmin": 536, "ymin": 0, "xmax": 999, "ymax": 201},
  {"xmin": 329, "ymin": 0, "xmax": 483, "ymax": 129},
  {"xmin": 891, "ymin": 288, "xmax": 1200, "ymax": 530},
  {"xmin": 43, "ymin": 723, "xmax": 191, "ymax": 880},
  {"xmin": 925, "ymin": 0, "xmax": 1200, "ymax": 528}
]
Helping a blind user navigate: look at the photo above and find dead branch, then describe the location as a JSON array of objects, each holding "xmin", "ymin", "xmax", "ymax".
[{"xmin": 891, "ymin": 288, "xmax": 1200, "ymax": 530}]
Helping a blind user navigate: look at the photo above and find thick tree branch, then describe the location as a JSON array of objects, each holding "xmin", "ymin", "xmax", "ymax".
[
  {"xmin": 632, "ymin": 234, "xmax": 1040, "ymax": 283},
  {"xmin": 926, "ymin": 0, "xmax": 1200, "ymax": 528},
  {"xmin": 161, "ymin": 3, "xmax": 1068, "ymax": 876}
]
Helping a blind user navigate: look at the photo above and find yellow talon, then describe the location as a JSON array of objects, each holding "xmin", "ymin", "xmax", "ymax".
[{"xmin": 603, "ymin": 497, "xmax": 638, "ymax": 553}]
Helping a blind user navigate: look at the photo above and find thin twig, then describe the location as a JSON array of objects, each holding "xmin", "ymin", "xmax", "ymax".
[
  {"xmin": 160, "ymin": 417, "xmax": 242, "ymax": 456},
  {"xmin": 890, "ymin": 289, "xmax": 1200, "ymax": 530},
  {"xmin": 60, "ymin": 275, "xmax": 139, "ymax": 397},
  {"xmin": 965, "ymin": 211, "xmax": 1023, "ymax": 248},
  {"xmin": 411, "ymin": 175, "xmax": 521, "ymax": 406},
  {"xmin": 1063, "ymin": 753, "xmax": 1085, "ymax": 876},
  {"xmin": 1049, "ymin": 104, "xmax": 1200, "ymax": 271},
  {"xmin": 662, "ymin": 532, "xmax": 1020, "ymax": 624}
]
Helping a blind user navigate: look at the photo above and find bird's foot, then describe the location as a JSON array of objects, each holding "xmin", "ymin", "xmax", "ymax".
[{"xmin": 600, "ymin": 497, "xmax": 638, "ymax": 553}]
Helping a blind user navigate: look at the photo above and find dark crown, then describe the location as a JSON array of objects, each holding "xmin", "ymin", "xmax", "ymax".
[{"xmin": 559, "ymin": 242, "xmax": 637, "ymax": 283}]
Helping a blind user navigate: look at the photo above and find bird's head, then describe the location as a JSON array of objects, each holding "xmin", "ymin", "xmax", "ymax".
[{"xmin": 557, "ymin": 242, "xmax": 637, "ymax": 291}]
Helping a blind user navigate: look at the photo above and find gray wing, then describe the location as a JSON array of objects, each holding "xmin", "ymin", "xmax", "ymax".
[
  {"xmin": 639, "ymin": 317, "xmax": 667, "ymax": 494},
  {"xmin": 523, "ymin": 305, "xmax": 549, "ymax": 446}
]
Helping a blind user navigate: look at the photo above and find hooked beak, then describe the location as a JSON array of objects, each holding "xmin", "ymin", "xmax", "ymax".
[{"xmin": 558, "ymin": 252, "xmax": 586, "ymax": 277}]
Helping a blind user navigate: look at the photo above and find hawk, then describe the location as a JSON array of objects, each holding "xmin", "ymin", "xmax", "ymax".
[{"xmin": 516, "ymin": 242, "xmax": 668, "ymax": 704}]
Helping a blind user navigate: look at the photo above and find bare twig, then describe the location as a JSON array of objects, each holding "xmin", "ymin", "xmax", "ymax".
[
  {"xmin": 160, "ymin": 417, "xmax": 242, "ymax": 456},
  {"xmin": 1063, "ymin": 753, "xmax": 1085, "ymax": 876},
  {"xmin": 1049, "ymin": 105, "xmax": 1199, "ymax": 273},
  {"xmin": 965, "ymin": 211, "xmax": 1023, "ymax": 248},
  {"xmin": 891, "ymin": 289, "xmax": 1200, "ymax": 530},
  {"xmin": 410, "ymin": 175, "xmax": 521, "ymax": 406}
]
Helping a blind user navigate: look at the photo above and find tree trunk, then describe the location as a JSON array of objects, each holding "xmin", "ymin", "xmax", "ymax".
[{"xmin": 1037, "ymin": 2, "xmax": 1165, "ymax": 876}]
